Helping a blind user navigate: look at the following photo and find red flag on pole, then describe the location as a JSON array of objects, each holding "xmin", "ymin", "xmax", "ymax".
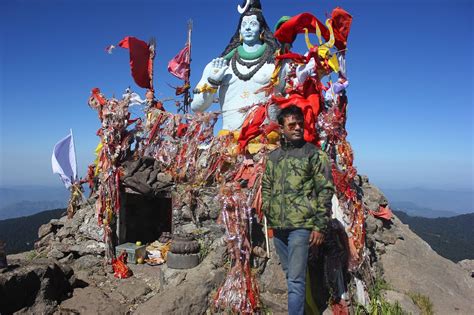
[
  {"xmin": 167, "ymin": 44, "xmax": 190, "ymax": 80},
  {"xmin": 118, "ymin": 36, "xmax": 152, "ymax": 89}
]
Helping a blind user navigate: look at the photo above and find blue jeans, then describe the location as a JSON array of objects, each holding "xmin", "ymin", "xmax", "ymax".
[{"xmin": 273, "ymin": 229, "xmax": 311, "ymax": 315}]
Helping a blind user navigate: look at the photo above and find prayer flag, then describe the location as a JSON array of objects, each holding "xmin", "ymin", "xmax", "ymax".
[
  {"xmin": 168, "ymin": 44, "xmax": 190, "ymax": 80},
  {"xmin": 118, "ymin": 36, "xmax": 152, "ymax": 89},
  {"xmin": 52, "ymin": 130, "xmax": 78, "ymax": 189}
]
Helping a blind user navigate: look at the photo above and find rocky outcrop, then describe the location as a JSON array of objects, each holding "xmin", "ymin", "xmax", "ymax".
[
  {"xmin": 380, "ymin": 216, "xmax": 474, "ymax": 314},
  {"xmin": 4, "ymin": 170, "xmax": 473, "ymax": 314},
  {"xmin": 0, "ymin": 258, "xmax": 74, "ymax": 314},
  {"xmin": 354, "ymin": 175, "xmax": 474, "ymax": 314},
  {"xmin": 458, "ymin": 259, "xmax": 474, "ymax": 277}
]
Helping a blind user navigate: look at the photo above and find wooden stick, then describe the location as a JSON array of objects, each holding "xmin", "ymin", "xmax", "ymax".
[{"xmin": 263, "ymin": 215, "xmax": 270, "ymax": 258}]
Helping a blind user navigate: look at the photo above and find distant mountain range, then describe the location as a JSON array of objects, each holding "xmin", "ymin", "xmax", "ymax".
[
  {"xmin": 0, "ymin": 186, "xmax": 68, "ymax": 220},
  {"xmin": 390, "ymin": 201, "xmax": 458, "ymax": 218},
  {"xmin": 0, "ymin": 208, "xmax": 65, "ymax": 254},
  {"xmin": 0, "ymin": 186, "xmax": 69, "ymax": 207},
  {"xmin": 394, "ymin": 210, "xmax": 474, "ymax": 262},
  {"xmin": 382, "ymin": 187, "xmax": 473, "ymax": 215},
  {"xmin": 0, "ymin": 200, "xmax": 66, "ymax": 220}
]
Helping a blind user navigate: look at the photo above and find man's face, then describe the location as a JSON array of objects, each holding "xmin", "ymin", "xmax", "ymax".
[
  {"xmin": 281, "ymin": 115, "xmax": 304, "ymax": 142},
  {"xmin": 240, "ymin": 15, "xmax": 261, "ymax": 45}
]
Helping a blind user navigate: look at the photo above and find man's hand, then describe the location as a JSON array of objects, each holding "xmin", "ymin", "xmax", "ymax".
[{"xmin": 309, "ymin": 231, "xmax": 324, "ymax": 247}]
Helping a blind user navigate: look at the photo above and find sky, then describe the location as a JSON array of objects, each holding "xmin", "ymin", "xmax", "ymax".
[{"xmin": 0, "ymin": 0, "xmax": 472, "ymax": 191}]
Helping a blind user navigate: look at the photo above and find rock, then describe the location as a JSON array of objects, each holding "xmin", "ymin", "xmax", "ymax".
[
  {"xmin": 135, "ymin": 240, "xmax": 226, "ymax": 314},
  {"xmin": 0, "ymin": 259, "xmax": 73, "ymax": 314},
  {"xmin": 69, "ymin": 240, "xmax": 105, "ymax": 256},
  {"xmin": 380, "ymin": 216, "xmax": 474, "ymax": 314},
  {"xmin": 59, "ymin": 253, "xmax": 74, "ymax": 265},
  {"xmin": 58, "ymin": 287, "xmax": 127, "ymax": 315},
  {"xmin": 123, "ymin": 177, "xmax": 152, "ymax": 195},
  {"xmin": 260, "ymin": 291, "xmax": 287, "ymax": 315},
  {"xmin": 383, "ymin": 290, "xmax": 420, "ymax": 315},
  {"xmin": 146, "ymin": 168, "xmax": 160, "ymax": 185},
  {"xmin": 458, "ymin": 259, "xmax": 474, "ymax": 277},
  {"xmin": 47, "ymin": 248, "xmax": 65, "ymax": 260},
  {"xmin": 156, "ymin": 172, "xmax": 172, "ymax": 184},
  {"xmin": 55, "ymin": 225, "xmax": 73, "ymax": 240},
  {"xmin": 73, "ymin": 255, "xmax": 102, "ymax": 271},
  {"xmin": 35, "ymin": 232, "xmax": 54, "ymax": 249},
  {"xmin": 38, "ymin": 223, "xmax": 53, "ymax": 239},
  {"xmin": 115, "ymin": 278, "xmax": 151, "ymax": 302},
  {"xmin": 357, "ymin": 174, "xmax": 388, "ymax": 211},
  {"xmin": 50, "ymin": 219, "xmax": 65, "ymax": 228},
  {"xmin": 260, "ymin": 242, "xmax": 287, "ymax": 294}
]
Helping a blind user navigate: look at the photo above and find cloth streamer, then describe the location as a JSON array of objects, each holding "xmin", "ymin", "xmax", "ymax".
[
  {"xmin": 274, "ymin": 9, "xmax": 352, "ymax": 50},
  {"xmin": 168, "ymin": 44, "xmax": 190, "ymax": 80},
  {"xmin": 52, "ymin": 130, "xmax": 78, "ymax": 189},
  {"xmin": 118, "ymin": 36, "xmax": 152, "ymax": 89}
]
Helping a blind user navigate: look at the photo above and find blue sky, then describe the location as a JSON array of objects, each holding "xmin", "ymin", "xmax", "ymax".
[{"xmin": 0, "ymin": 0, "xmax": 472, "ymax": 191}]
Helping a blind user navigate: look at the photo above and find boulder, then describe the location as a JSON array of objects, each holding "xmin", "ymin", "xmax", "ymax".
[
  {"xmin": 58, "ymin": 287, "xmax": 127, "ymax": 315},
  {"xmin": 0, "ymin": 259, "xmax": 73, "ymax": 314},
  {"xmin": 134, "ymin": 240, "xmax": 226, "ymax": 314},
  {"xmin": 380, "ymin": 216, "xmax": 474, "ymax": 314}
]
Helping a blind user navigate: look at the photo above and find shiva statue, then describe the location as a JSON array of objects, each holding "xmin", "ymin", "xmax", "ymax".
[{"xmin": 191, "ymin": 0, "xmax": 279, "ymax": 131}]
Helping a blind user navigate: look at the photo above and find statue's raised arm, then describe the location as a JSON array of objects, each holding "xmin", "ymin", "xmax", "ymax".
[{"xmin": 191, "ymin": 0, "xmax": 279, "ymax": 131}]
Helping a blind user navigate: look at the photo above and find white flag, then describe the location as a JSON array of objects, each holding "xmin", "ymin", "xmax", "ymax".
[{"xmin": 52, "ymin": 130, "xmax": 78, "ymax": 189}]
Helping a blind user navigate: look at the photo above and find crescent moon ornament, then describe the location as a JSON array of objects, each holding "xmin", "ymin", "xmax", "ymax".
[{"xmin": 237, "ymin": 0, "xmax": 250, "ymax": 14}]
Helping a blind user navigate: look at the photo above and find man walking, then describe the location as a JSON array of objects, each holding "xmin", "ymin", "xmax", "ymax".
[{"xmin": 262, "ymin": 105, "xmax": 334, "ymax": 315}]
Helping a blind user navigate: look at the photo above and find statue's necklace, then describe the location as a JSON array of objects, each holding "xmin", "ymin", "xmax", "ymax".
[{"xmin": 232, "ymin": 44, "xmax": 270, "ymax": 81}]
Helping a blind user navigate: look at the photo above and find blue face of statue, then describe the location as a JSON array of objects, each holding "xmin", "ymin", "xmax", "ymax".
[{"xmin": 240, "ymin": 15, "xmax": 261, "ymax": 45}]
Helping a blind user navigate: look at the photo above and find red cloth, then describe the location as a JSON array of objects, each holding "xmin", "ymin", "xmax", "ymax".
[
  {"xmin": 168, "ymin": 44, "xmax": 190, "ymax": 80},
  {"xmin": 91, "ymin": 88, "xmax": 107, "ymax": 106},
  {"xmin": 274, "ymin": 12, "xmax": 329, "ymax": 44},
  {"xmin": 118, "ymin": 36, "xmax": 152, "ymax": 89},
  {"xmin": 274, "ymin": 9, "xmax": 352, "ymax": 50},
  {"xmin": 330, "ymin": 7, "xmax": 353, "ymax": 50},
  {"xmin": 112, "ymin": 252, "xmax": 132, "ymax": 279},
  {"xmin": 369, "ymin": 205, "xmax": 393, "ymax": 220},
  {"xmin": 237, "ymin": 104, "xmax": 268, "ymax": 150},
  {"xmin": 177, "ymin": 123, "xmax": 188, "ymax": 137}
]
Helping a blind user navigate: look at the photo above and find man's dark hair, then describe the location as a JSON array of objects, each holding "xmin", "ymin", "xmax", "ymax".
[{"xmin": 277, "ymin": 105, "xmax": 304, "ymax": 125}]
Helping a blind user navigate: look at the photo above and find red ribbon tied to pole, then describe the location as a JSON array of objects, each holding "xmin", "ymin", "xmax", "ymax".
[
  {"xmin": 118, "ymin": 36, "xmax": 152, "ymax": 89},
  {"xmin": 168, "ymin": 44, "xmax": 190, "ymax": 80}
]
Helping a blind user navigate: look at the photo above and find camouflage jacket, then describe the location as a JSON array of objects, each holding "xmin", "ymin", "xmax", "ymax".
[{"xmin": 262, "ymin": 140, "xmax": 334, "ymax": 232}]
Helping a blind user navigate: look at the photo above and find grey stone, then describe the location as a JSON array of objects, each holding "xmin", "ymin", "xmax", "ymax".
[
  {"xmin": 73, "ymin": 255, "xmax": 102, "ymax": 271},
  {"xmin": 35, "ymin": 232, "xmax": 54, "ymax": 249},
  {"xmin": 380, "ymin": 216, "xmax": 474, "ymax": 314},
  {"xmin": 38, "ymin": 223, "xmax": 53, "ymax": 239},
  {"xmin": 0, "ymin": 259, "xmax": 72, "ymax": 314},
  {"xmin": 135, "ymin": 240, "xmax": 226, "ymax": 314},
  {"xmin": 56, "ymin": 226, "xmax": 73, "ymax": 239},
  {"xmin": 47, "ymin": 248, "xmax": 65, "ymax": 260},
  {"xmin": 260, "ymin": 242, "xmax": 287, "ymax": 294},
  {"xmin": 50, "ymin": 219, "xmax": 65, "ymax": 227},
  {"xmin": 146, "ymin": 168, "xmax": 160, "ymax": 185},
  {"xmin": 123, "ymin": 177, "xmax": 152, "ymax": 195},
  {"xmin": 58, "ymin": 287, "xmax": 127, "ymax": 315},
  {"xmin": 59, "ymin": 253, "xmax": 74, "ymax": 265},
  {"xmin": 115, "ymin": 278, "xmax": 151, "ymax": 302},
  {"xmin": 383, "ymin": 290, "xmax": 420, "ymax": 315},
  {"xmin": 69, "ymin": 240, "xmax": 105, "ymax": 256}
]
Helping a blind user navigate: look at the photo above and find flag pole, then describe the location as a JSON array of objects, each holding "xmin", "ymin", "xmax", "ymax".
[
  {"xmin": 183, "ymin": 19, "xmax": 193, "ymax": 114},
  {"xmin": 148, "ymin": 38, "xmax": 156, "ymax": 93}
]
